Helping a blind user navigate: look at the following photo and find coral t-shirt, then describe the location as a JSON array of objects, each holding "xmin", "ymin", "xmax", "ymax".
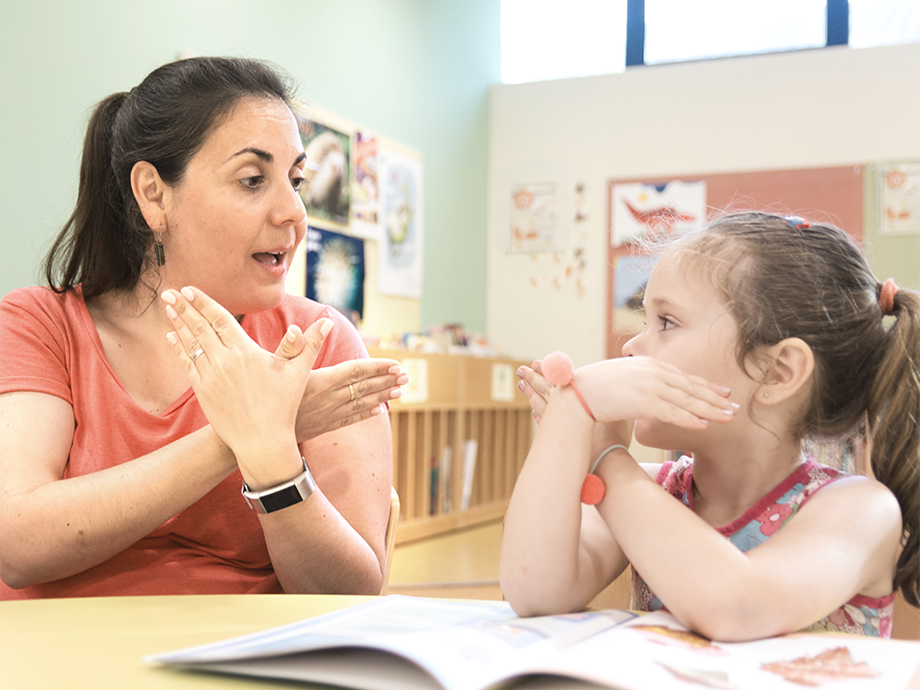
[{"xmin": 0, "ymin": 286, "xmax": 366, "ymax": 599}]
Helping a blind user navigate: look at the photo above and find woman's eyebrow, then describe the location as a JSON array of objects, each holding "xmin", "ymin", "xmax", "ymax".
[{"xmin": 227, "ymin": 149, "xmax": 307, "ymax": 167}]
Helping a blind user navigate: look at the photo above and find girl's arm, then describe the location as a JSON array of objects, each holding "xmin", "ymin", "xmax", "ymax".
[
  {"xmin": 502, "ymin": 356, "xmax": 738, "ymax": 616},
  {"xmin": 0, "ymin": 391, "xmax": 237, "ymax": 588},
  {"xmin": 501, "ymin": 386, "xmax": 629, "ymax": 615},
  {"xmin": 597, "ymin": 452, "xmax": 902, "ymax": 641}
]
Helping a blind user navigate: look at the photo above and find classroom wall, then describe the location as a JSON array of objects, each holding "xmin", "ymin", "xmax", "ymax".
[
  {"xmin": 487, "ymin": 43, "xmax": 920, "ymax": 365},
  {"xmin": 0, "ymin": 0, "xmax": 500, "ymax": 334}
]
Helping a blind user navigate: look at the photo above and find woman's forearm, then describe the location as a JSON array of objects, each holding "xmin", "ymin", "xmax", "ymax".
[{"xmin": 0, "ymin": 424, "xmax": 236, "ymax": 589}]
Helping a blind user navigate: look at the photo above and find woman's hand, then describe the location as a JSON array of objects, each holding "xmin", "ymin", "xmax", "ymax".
[
  {"xmin": 575, "ymin": 356, "xmax": 736, "ymax": 429},
  {"xmin": 516, "ymin": 359, "xmax": 553, "ymax": 423},
  {"xmin": 273, "ymin": 325, "xmax": 409, "ymax": 442},
  {"xmin": 162, "ymin": 286, "xmax": 321, "ymax": 477}
]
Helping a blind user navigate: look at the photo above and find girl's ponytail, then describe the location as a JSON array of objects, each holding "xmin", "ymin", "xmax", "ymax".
[
  {"xmin": 867, "ymin": 285, "xmax": 920, "ymax": 608},
  {"xmin": 44, "ymin": 92, "xmax": 136, "ymax": 298}
]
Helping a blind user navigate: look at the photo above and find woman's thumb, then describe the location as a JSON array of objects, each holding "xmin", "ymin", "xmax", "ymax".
[{"xmin": 275, "ymin": 324, "xmax": 305, "ymax": 360}]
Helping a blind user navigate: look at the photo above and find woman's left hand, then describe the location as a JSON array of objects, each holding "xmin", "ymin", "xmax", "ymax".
[{"xmin": 162, "ymin": 286, "xmax": 326, "ymax": 471}]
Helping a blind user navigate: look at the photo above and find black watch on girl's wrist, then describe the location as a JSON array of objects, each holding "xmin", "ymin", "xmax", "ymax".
[{"xmin": 241, "ymin": 457, "xmax": 316, "ymax": 514}]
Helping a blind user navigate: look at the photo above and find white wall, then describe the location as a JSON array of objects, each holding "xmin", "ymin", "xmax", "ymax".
[{"xmin": 487, "ymin": 44, "xmax": 920, "ymax": 366}]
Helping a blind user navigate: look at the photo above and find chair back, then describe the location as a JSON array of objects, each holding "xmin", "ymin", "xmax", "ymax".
[{"xmin": 380, "ymin": 487, "xmax": 400, "ymax": 595}]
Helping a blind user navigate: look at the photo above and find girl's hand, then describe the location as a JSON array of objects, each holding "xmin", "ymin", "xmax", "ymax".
[
  {"xmin": 575, "ymin": 356, "xmax": 736, "ymax": 429},
  {"xmin": 162, "ymin": 286, "xmax": 322, "ymax": 465},
  {"xmin": 516, "ymin": 359, "xmax": 553, "ymax": 423},
  {"xmin": 275, "ymin": 328, "xmax": 410, "ymax": 442}
]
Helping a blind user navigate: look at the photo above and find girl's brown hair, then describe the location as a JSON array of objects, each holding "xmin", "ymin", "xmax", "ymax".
[{"xmin": 670, "ymin": 211, "xmax": 919, "ymax": 607}]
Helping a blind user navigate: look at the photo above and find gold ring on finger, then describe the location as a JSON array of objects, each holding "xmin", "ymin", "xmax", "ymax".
[{"xmin": 348, "ymin": 383, "xmax": 356, "ymax": 402}]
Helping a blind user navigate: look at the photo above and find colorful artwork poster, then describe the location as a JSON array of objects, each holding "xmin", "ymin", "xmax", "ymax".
[
  {"xmin": 510, "ymin": 182, "xmax": 557, "ymax": 253},
  {"xmin": 305, "ymin": 226, "xmax": 365, "ymax": 325},
  {"xmin": 299, "ymin": 120, "xmax": 351, "ymax": 226},
  {"xmin": 878, "ymin": 163, "xmax": 920, "ymax": 236},
  {"xmin": 613, "ymin": 254, "xmax": 657, "ymax": 335},
  {"xmin": 611, "ymin": 180, "xmax": 706, "ymax": 248},
  {"xmin": 378, "ymin": 148, "xmax": 423, "ymax": 298},
  {"xmin": 352, "ymin": 131, "xmax": 379, "ymax": 230}
]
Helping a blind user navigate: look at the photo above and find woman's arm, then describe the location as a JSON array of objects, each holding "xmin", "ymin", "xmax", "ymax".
[
  {"xmin": 163, "ymin": 287, "xmax": 393, "ymax": 594},
  {"xmin": 259, "ymin": 412, "xmax": 393, "ymax": 594},
  {"xmin": 0, "ymin": 391, "xmax": 236, "ymax": 588}
]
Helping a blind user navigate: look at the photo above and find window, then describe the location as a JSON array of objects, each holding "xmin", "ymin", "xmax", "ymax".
[
  {"xmin": 500, "ymin": 0, "xmax": 627, "ymax": 84},
  {"xmin": 500, "ymin": 0, "xmax": 920, "ymax": 84},
  {"xmin": 849, "ymin": 0, "xmax": 920, "ymax": 49},
  {"xmin": 644, "ymin": 0, "xmax": 826, "ymax": 65}
]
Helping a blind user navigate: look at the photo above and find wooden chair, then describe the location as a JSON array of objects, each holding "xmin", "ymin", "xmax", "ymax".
[{"xmin": 380, "ymin": 487, "xmax": 400, "ymax": 595}]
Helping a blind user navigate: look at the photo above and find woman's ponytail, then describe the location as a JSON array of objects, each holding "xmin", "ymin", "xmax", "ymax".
[{"xmin": 44, "ymin": 92, "xmax": 137, "ymax": 298}]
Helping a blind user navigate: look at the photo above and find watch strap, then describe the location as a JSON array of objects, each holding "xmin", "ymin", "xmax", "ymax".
[{"xmin": 242, "ymin": 456, "xmax": 316, "ymax": 514}]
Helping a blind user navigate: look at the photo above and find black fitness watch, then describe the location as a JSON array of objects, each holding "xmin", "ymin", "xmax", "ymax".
[{"xmin": 241, "ymin": 456, "xmax": 316, "ymax": 514}]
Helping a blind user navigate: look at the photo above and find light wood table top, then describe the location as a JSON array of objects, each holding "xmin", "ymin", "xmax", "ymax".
[{"xmin": 0, "ymin": 594, "xmax": 374, "ymax": 689}]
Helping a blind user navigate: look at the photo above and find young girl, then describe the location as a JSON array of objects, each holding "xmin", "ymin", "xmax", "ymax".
[{"xmin": 501, "ymin": 212, "xmax": 918, "ymax": 641}]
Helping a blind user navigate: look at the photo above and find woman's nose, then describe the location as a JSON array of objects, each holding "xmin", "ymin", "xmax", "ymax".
[{"xmin": 274, "ymin": 183, "xmax": 307, "ymax": 227}]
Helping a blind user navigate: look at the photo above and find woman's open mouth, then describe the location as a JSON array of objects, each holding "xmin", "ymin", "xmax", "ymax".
[{"xmin": 253, "ymin": 252, "xmax": 285, "ymax": 266}]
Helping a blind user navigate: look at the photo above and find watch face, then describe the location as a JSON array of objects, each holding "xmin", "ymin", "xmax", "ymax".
[{"xmin": 259, "ymin": 484, "xmax": 308, "ymax": 513}]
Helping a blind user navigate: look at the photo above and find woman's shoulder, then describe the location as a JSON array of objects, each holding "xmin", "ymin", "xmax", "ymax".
[{"xmin": 1, "ymin": 286, "xmax": 83, "ymax": 326}]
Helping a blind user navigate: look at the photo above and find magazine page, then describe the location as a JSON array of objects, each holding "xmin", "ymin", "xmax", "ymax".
[
  {"xmin": 146, "ymin": 595, "xmax": 639, "ymax": 690},
  {"xmin": 517, "ymin": 612, "xmax": 920, "ymax": 690}
]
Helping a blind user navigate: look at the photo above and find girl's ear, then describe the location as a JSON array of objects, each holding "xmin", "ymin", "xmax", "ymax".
[
  {"xmin": 131, "ymin": 161, "xmax": 168, "ymax": 230},
  {"xmin": 758, "ymin": 337, "xmax": 815, "ymax": 405}
]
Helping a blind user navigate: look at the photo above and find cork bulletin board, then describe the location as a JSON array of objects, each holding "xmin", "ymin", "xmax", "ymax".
[{"xmin": 606, "ymin": 165, "xmax": 865, "ymax": 359}]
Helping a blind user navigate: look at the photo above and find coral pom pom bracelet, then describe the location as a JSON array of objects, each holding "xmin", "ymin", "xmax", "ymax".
[{"xmin": 542, "ymin": 351, "xmax": 629, "ymax": 505}]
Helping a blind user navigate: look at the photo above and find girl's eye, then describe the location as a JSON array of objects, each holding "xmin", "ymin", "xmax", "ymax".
[
  {"xmin": 241, "ymin": 176, "xmax": 264, "ymax": 189},
  {"xmin": 659, "ymin": 316, "xmax": 676, "ymax": 331}
]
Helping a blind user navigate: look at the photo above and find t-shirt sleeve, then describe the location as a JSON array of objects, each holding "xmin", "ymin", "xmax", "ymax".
[{"xmin": 0, "ymin": 288, "xmax": 74, "ymax": 404}]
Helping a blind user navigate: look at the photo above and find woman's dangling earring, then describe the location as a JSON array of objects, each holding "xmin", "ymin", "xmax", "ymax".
[{"xmin": 154, "ymin": 232, "xmax": 166, "ymax": 267}]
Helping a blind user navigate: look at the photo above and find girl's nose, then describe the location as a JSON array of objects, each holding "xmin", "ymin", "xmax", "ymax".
[{"xmin": 621, "ymin": 332, "xmax": 640, "ymax": 357}]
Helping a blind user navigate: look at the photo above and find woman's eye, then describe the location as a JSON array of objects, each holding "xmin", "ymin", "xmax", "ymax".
[
  {"xmin": 291, "ymin": 175, "xmax": 305, "ymax": 191},
  {"xmin": 241, "ymin": 176, "xmax": 264, "ymax": 189}
]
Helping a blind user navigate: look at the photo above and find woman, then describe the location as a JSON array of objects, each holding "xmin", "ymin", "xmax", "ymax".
[{"xmin": 0, "ymin": 57, "xmax": 405, "ymax": 598}]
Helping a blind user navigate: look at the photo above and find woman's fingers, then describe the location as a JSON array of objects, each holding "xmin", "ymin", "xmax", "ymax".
[{"xmin": 160, "ymin": 287, "xmax": 242, "ymax": 367}]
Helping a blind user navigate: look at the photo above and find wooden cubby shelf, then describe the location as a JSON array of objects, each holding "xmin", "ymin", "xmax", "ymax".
[{"xmin": 368, "ymin": 349, "xmax": 535, "ymax": 544}]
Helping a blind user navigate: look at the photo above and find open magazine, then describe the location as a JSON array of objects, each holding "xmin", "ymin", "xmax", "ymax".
[{"xmin": 146, "ymin": 595, "xmax": 920, "ymax": 690}]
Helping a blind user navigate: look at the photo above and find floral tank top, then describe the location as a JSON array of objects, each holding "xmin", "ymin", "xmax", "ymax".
[{"xmin": 630, "ymin": 456, "xmax": 895, "ymax": 637}]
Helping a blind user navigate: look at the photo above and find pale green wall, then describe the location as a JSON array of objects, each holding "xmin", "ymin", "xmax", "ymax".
[{"xmin": 0, "ymin": 0, "xmax": 499, "ymax": 332}]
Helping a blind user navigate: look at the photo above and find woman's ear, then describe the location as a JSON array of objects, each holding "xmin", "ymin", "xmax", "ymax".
[
  {"xmin": 131, "ymin": 161, "xmax": 167, "ymax": 230},
  {"xmin": 758, "ymin": 337, "xmax": 815, "ymax": 405}
]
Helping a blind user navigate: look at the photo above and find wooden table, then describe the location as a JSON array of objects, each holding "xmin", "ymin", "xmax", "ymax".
[{"xmin": 0, "ymin": 594, "xmax": 373, "ymax": 688}]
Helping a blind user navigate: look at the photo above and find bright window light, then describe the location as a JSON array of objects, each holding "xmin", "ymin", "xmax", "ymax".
[
  {"xmin": 501, "ymin": 0, "xmax": 627, "ymax": 84},
  {"xmin": 644, "ymin": 0, "xmax": 827, "ymax": 65},
  {"xmin": 850, "ymin": 0, "xmax": 920, "ymax": 49}
]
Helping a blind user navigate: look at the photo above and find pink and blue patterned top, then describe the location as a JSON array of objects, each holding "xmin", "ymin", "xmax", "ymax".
[{"xmin": 630, "ymin": 456, "xmax": 895, "ymax": 637}]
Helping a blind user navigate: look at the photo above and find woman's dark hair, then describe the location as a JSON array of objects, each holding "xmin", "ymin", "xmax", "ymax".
[
  {"xmin": 44, "ymin": 57, "xmax": 296, "ymax": 299},
  {"xmin": 666, "ymin": 211, "xmax": 920, "ymax": 608}
]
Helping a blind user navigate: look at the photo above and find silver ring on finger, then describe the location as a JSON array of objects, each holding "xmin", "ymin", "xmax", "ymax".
[
  {"xmin": 348, "ymin": 383, "xmax": 356, "ymax": 402},
  {"xmin": 191, "ymin": 347, "xmax": 205, "ymax": 362}
]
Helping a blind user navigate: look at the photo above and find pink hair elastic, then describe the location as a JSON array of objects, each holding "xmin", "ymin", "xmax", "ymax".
[
  {"xmin": 542, "ymin": 351, "xmax": 594, "ymax": 421},
  {"xmin": 880, "ymin": 278, "xmax": 899, "ymax": 315}
]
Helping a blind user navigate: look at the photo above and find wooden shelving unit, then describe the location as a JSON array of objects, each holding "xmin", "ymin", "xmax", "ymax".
[{"xmin": 369, "ymin": 349, "xmax": 534, "ymax": 544}]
